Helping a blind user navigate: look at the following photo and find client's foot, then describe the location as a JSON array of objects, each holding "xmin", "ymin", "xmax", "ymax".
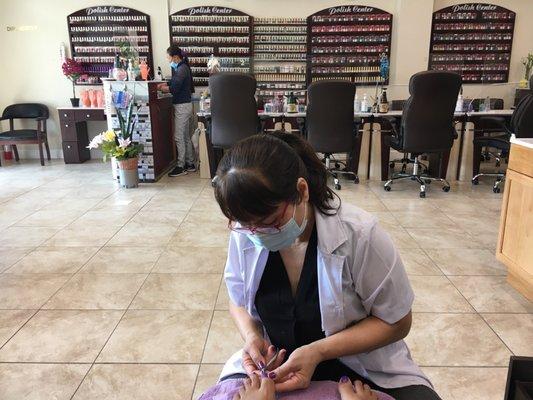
[
  {"xmin": 338, "ymin": 377, "xmax": 378, "ymax": 400},
  {"xmin": 233, "ymin": 374, "xmax": 275, "ymax": 400}
]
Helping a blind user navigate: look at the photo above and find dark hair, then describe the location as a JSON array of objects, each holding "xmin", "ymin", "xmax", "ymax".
[
  {"xmin": 167, "ymin": 44, "xmax": 194, "ymax": 92},
  {"xmin": 213, "ymin": 132, "xmax": 339, "ymax": 224}
]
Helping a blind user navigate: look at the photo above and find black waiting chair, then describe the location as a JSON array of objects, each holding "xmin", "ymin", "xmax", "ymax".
[
  {"xmin": 383, "ymin": 71, "xmax": 462, "ymax": 197},
  {"xmin": 305, "ymin": 80, "xmax": 359, "ymax": 190},
  {"xmin": 209, "ymin": 73, "xmax": 260, "ymax": 149},
  {"xmin": 472, "ymin": 91, "xmax": 533, "ymax": 192},
  {"xmin": 470, "ymin": 98, "xmax": 506, "ymax": 166},
  {"xmin": 0, "ymin": 103, "xmax": 50, "ymax": 166}
]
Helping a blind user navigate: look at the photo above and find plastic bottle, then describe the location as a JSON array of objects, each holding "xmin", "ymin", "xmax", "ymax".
[
  {"xmin": 361, "ymin": 93, "xmax": 368, "ymax": 113},
  {"xmin": 354, "ymin": 93, "xmax": 361, "ymax": 112},
  {"xmin": 484, "ymin": 96, "xmax": 491, "ymax": 112},
  {"xmin": 455, "ymin": 88, "xmax": 464, "ymax": 112}
]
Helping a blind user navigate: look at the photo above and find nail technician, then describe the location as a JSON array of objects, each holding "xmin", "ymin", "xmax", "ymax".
[{"xmin": 211, "ymin": 133, "xmax": 441, "ymax": 400}]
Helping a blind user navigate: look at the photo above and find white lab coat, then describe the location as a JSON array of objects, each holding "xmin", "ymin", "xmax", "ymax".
[{"xmin": 221, "ymin": 202, "xmax": 432, "ymax": 389}]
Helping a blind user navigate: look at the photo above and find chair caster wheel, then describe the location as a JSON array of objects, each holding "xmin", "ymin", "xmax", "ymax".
[
  {"xmin": 384, "ymin": 185, "xmax": 391, "ymax": 192},
  {"xmin": 389, "ymin": 162, "xmax": 395, "ymax": 169},
  {"xmin": 335, "ymin": 163, "xmax": 341, "ymax": 169},
  {"xmin": 335, "ymin": 184, "xmax": 341, "ymax": 190},
  {"xmin": 442, "ymin": 186, "xmax": 450, "ymax": 192},
  {"xmin": 425, "ymin": 179, "xmax": 432, "ymax": 184},
  {"xmin": 493, "ymin": 187, "xmax": 501, "ymax": 193},
  {"xmin": 419, "ymin": 191, "xmax": 426, "ymax": 198},
  {"xmin": 354, "ymin": 176, "xmax": 359, "ymax": 184},
  {"xmin": 472, "ymin": 178, "xmax": 479, "ymax": 185},
  {"xmin": 495, "ymin": 161, "xmax": 501, "ymax": 167}
]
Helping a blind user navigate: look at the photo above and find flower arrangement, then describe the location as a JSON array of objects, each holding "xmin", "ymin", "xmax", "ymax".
[
  {"xmin": 521, "ymin": 53, "xmax": 533, "ymax": 81},
  {"xmin": 61, "ymin": 58, "xmax": 84, "ymax": 100},
  {"xmin": 87, "ymin": 100, "xmax": 142, "ymax": 161}
]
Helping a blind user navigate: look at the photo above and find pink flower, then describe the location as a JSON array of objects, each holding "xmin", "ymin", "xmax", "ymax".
[{"xmin": 118, "ymin": 137, "xmax": 131, "ymax": 148}]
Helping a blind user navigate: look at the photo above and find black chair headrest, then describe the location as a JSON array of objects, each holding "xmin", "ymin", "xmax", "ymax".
[{"xmin": 2, "ymin": 103, "xmax": 49, "ymax": 119}]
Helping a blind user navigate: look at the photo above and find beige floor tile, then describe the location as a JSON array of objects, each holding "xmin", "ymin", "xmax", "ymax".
[
  {"xmin": 6, "ymin": 247, "xmax": 99, "ymax": 274},
  {"xmin": 152, "ymin": 247, "xmax": 227, "ymax": 273},
  {"xmin": 143, "ymin": 194, "xmax": 198, "ymax": 212},
  {"xmin": 215, "ymin": 279, "xmax": 230, "ymax": 311},
  {"xmin": 108, "ymin": 221, "xmax": 177, "ymax": 247},
  {"xmin": 81, "ymin": 246, "xmax": 163, "ymax": 273},
  {"xmin": 44, "ymin": 273, "xmax": 146, "ymax": 310},
  {"xmin": 406, "ymin": 228, "xmax": 484, "ymax": 249},
  {"xmin": 382, "ymin": 226, "xmax": 420, "ymax": 249},
  {"xmin": 482, "ymin": 314, "xmax": 533, "ymax": 356},
  {"xmin": 0, "ymin": 310, "xmax": 122, "ymax": 362},
  {"xmin": 381, "ymin": 198, "xmax": 439, "ymax": 212},
  {"xmin": 425, "ymin": 249, "xmax": 506, "ymax": 276},
  {"xmin": 203, "ymin": 311, "xmax": 243, "ymax": 363},
  {"xmin": 129, "ymin": 210, "xmax": 188, "ymax": 227},
  {"xmin": 0, "ymin": 273, "xmax": 71, "ymax": 309},
  {"xmin": 73, "ymin": 210, "xmax": 136, "ymax": 227},
  {"xmin": 14, "ymin": 209, "xmax": 84, "ymax": 228},
  {"xmin": 44, "ymin": 224, "xmax": 120, "ymax": 247},
  {"xmin": 0, "ymin": 247, "xmax": 34, "ymax": 272},
  {"xmin": 0, "ymin": 310, "xmax": 35, "ymax": 346},
  {"xmin": 398, "ymin": 248, "xmax": 442, "ymax": 275},
  {"xmin": 0, "ymin": 363, "xmax": 89, "ymax": 400},
  {"xmin": 193, "ymin": 364, "xmax": 225, "ymax": 399},
  {"xmin": 393, "ymin": 210, "xmax": 458, "ymax": 229},
  {"xmin": 449, "ymin": 276, "xmax": 533, "ymax": 313},
  {"xmin": 423, "ymin": 367, "xmax": 508, "ymax": 400},
  {"xmin": 171, "ymin": 222, "xmax": 230, "ymax": 248},
  {"xmin": 74, "ymin": 364, "xmax": 198, "ymax": 400},
  {"xmin": 40, "ymin": 197, "xmax": 102, "ymax": 213},
  {"xmin": 97, "ymin": 310, "xmax": 211, "ymax": 363},
  {"xmin": 131, "ymin": 273, "xmax": 220, "ymax": 310},
  {"xmin": 184, "ymin": 210, "xmax": 228, "ymax": 224},
  {"xmin": 405, "ymin": 313, "xmax": 512, "ymax": 366},
  {"xmin": 410, "ymin": 276, "xmax": 474, "ymax": 312},
  {"xmin": 0, "ymin": 226, "xmax": 61, "ymax": 247}
]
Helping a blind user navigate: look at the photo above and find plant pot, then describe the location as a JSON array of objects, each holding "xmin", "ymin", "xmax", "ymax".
[
  {"xmin": 117, "ymin": 157, "xmax": 139, "ymax": 189},
  {"xmin": 70, "ymin": 97, "xmax": 80, "ymax": 107},
  {"xmin": 110, "ymin": 156, "xmax": 119, "ymax": 180}
]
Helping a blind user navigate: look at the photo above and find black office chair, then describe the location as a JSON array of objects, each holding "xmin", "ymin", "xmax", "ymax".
[
  {"xmin": 209, "ymin": 73, "xmax": 260, "ymax": 149},
  {"xmin": 306, "ymin": 80, "xmax": 359, "ymax": 190},
  {"xmin": 470, "ymin": 98, "xmax": 506, "ymax": 165},
  {"xmin": 383, "ymin": 71, "xmax": 462, "ymax": 197},
  {"xmin": 0, "ymin": 103, "xmax": 50, "ymax": 166},
  {"xmin": 472, "ymin": 92, "xmax": 533, "ymax": 192}
]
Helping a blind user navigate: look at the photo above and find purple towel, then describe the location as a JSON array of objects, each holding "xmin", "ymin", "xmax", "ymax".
[{"xmin": 198, "ymin": 379, "xmax": 395, "ymax": 400}]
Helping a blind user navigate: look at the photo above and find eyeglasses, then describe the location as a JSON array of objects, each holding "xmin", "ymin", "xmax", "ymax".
[{"xmin": 229, "ymin": 202, "xmax": 291, "ymax": 235}]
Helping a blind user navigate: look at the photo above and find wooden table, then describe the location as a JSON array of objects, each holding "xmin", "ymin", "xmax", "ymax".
[{"xmin": 497, "ymin": 136, "xmax": 533, "ymax": 301}]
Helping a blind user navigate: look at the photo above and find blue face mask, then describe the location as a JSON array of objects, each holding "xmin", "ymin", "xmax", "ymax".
[
  {"xmin": 170, "ymin": 61, "xmax": 178, "ymax": 69},
  {"xmin": 246, "ymin": 203, "xmax": 308, "ymax": 252}
]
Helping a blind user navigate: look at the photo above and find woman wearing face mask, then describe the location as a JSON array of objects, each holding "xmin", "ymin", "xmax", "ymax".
[
  {"xmin": 158, "ymin": 44, "xmax": 196, "ymax": 177},
  {"xmin": 211, "ymin": 132, "xmax": 441, "ymax": 400}
]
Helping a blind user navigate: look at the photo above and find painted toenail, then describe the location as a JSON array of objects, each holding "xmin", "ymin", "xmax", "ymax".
[
  {"xmin": 268, "ymin": 372, "xmax": 277, "ymax": 379},
  {"xmin": 340, "ymin": 376, "xmax": 350, "ymax": 383}
]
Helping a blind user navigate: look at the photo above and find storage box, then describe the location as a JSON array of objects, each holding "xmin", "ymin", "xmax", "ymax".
[{"xmin": 505, "ymin": 357, "xmax": 533, "ymax": 400}]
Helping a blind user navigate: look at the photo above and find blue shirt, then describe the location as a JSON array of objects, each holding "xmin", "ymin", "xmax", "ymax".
[{"xmin": 169, "ymin": 61, "xmax": 192, "ymax": 104}]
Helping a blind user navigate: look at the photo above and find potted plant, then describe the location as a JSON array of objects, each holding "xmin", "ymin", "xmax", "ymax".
[
  {"xmin": 61, "ymin": 58, "xmax": 84, "ymax": 107},
  {"xmin": 520, "ymin": 53, "xmax": 533, "ymax": 88},
  {"xmin": 87, "ymin": 100, "xmax": 143, "ymax": 188}
]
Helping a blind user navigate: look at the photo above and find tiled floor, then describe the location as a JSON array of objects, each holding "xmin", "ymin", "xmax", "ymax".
[{"xmin": 0, "ymin": 160, "xmax": 531, "ymax": 400}]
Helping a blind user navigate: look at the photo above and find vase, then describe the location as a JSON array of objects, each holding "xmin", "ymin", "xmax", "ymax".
[
  {"xmin": 117, "ymin": 157, "xmax": 139, "ymax": 189},
  {"xmin": 70, "ymin": 98, "xmax": 80, "ymax": 107},
  {"xmin": 110, "ymin": 156, "xmax": 119, "ymax": 180}
]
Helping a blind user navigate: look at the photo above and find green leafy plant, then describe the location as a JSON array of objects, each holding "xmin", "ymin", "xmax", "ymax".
[{"xmin": 521, "ymin": 53, "xmax": 533, "ymax": 81}]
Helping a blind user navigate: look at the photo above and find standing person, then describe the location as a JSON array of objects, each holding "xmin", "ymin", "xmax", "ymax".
[
  {"xmin": 159, "ymin": 44, "xmax": 196, "ymax": 177},
  {"xmin": 211, "ymin": 132, "xmax": 441, "ymax": 400}
]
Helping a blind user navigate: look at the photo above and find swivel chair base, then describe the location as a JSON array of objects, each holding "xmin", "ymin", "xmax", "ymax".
[
  {"xmin": 324, "ymin": 154, "xmax": 359, "ymax": 191},
  {"xmin": 472, "ymin": 172, "xmax": 505, "ymax": 193},
  {"xmin": 384, "ymin": 157, "xmax": 450, "ymax": 198}
]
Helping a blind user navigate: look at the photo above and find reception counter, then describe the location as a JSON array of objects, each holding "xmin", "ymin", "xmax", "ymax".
[{"xmin": 497, "ymin": 136, "xmax": 533, "ymax": 301}]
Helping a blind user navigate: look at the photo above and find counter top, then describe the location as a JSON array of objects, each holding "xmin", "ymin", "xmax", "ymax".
[
  {"xmin": 57, "ymin": 106, "xmax": 105, "ymax": 110},
  {"xmin": 510, "ymin": 135, "xmax": 533, "ymax": 149}
]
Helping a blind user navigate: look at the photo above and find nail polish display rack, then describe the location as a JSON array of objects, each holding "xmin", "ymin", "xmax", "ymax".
[
  {"xmin": 428, "ymin": 3, "xmax": 515, "ymax": 83},
  {"xmin": 253, "ymin": 17, "xmax": 308, "ymax": 98},
  {"xmin": 307, "ymin": 5, "xmax": 393, "ymax": 85},
  {"xmin": 170, "ymin": 7, "xmax": 253, "ymax": 87},
  {"xmin": 67, "ymin": 6, "xmax": 154, "ymax": 85}
]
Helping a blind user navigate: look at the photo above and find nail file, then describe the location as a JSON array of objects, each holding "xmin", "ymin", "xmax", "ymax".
[{"xmin": 260, "ymin": 350, "xmax": 279, "ymax": 377}]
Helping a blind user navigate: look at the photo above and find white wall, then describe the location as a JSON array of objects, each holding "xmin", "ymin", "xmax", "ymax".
[{"xmin": 1, "ymin": 0, "xmax": 531, "ymax": 159}]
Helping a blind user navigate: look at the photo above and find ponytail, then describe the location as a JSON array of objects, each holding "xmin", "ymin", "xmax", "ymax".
[{"xmin": 213, "ymin": 132, "xmax": 339, "ymax": 224}]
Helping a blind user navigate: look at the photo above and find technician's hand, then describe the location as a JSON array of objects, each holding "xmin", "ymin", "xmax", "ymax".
[
  {"xmin": 157, "ymin": 83, "xmax": 168, "ymax": 91},
  {"xmin": 271, "ymin": 344, "xmax": 322, "ymax": 392},
  {"xmin": 242, "ymin": 334, "xmax": 286, "ymax": 376}
]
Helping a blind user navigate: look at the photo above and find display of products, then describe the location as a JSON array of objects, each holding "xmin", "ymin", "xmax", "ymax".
[
  {"xmin": 170, "ymin": 7, "xmax": 253, "ymax": 86},
  {"xmin": 253, "ymin": 17, "xmax": 307, "ymax": 100},
  {"xmin": 307, "ymin": 6, "xmax": 393, "ymax": 85},
  {"xmin": 67, "ymin": 6, "xmax": 154, "ymax": 84},
  {"xmin": 429, "ymin": 3, "xmax": 515, "ymax": 84}
]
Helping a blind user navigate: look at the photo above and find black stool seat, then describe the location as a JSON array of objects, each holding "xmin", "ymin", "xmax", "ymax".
[
  {"xmin": 0, "ymin": 129, "xmax": 39, "ymax": 140},
  {"xmin": 473, "ymin": 136, "xmax": 510, "ymax": 151}
]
